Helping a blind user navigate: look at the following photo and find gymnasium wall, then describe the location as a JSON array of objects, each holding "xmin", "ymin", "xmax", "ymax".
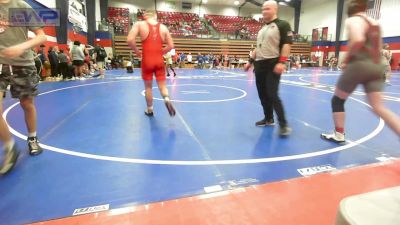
[
  {"xmin": 108, "ymin": 0, "xmax": 152, "ymax": 13},
  {"xmin": 26, "ymin": 0, "xmax": 89, "ymax": 51},
  {"xmin": 303, "ymin": 0, "xmax": 400, "ymax": 68},
  {"xmin": 25, "ymin": 0, "xmax": 399, "ymax": 67},
  {"xmin": 109, "ymin": 0, "xmax": 294, "ymax": 28},
  {"xmin": 24, "ymin": 0, "xmax": 58, "ymax": 51},
  {"xmin": 33, "ymin": 0, "xmax": 56, "ymax": 8},
  {"xmin": 95, "ymin": 31, "xmax": 113, "ymax": 57},
  {"xmin": 95, "ymin": 0, "xmax": 102, "ymax": 24},
  {"xmin": 250, "ymin": 5, "xmax": 295, "ymax": 29},
  {"xmin": 109, "ymin": 0, "xmax": 239, "ymax": 16},
  {"xmin": 198, "ymin": 5, "xmax": 238, "ymax": 17},
  {"xmin": 301, "ymin": 0, "xmax": 400, "ymax": 41},
  {"xmin": 338, "ymin": 0, "xmax": 400, "ymax": 40},
  {"xmin": 379, "ymin": 0, "xmax": 400, "ymax": 38},
  {"xmin": 298, "ymin": 0, "xmax": 337, "ymax": 41}
]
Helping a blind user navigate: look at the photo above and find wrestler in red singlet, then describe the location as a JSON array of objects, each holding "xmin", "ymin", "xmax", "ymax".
[
  {"xmin": 141, "ymin": 22, "xmax": 166, "ymax": 81},
  {"xmin": 127, "ymin": 10, "xmax": 176, "ymax": 116}
]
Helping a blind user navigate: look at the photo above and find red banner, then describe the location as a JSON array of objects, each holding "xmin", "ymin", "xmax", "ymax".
[
  {"xmin": 322, "ymin": 27, "xmax": 328, "ymax": 41},
  {"xmin": 312, "ymin": 28, "xmax": 319, "ymax": 41}
]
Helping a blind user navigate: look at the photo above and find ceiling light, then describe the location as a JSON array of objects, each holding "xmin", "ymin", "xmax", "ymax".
[
  {"xmin": 203, "ymin": 0, "xmax": 208, "ymax": 3},
  {"xmin": 234, "ymin": 0, "xmax": 239, "ymax": 5}
]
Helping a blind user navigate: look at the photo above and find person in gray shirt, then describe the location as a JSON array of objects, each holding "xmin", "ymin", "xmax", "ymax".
[
  {"xmin": 58, "ymin": 49, "xmax": 69, "ymax": 80},
  {"xmin": 0, "ymin": 0, "xmax": 47, "ymax": 174},
  {"xmin": 70, "ymin": 41, "xmax": 85, "ymax": 78}
]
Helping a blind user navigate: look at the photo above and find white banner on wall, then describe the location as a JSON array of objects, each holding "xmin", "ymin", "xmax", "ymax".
[
  {"xmin": 68, "ymin": 0, "xmax": 88, "ymax": 32},
  {"xmin": 164, "ymin": 1, "xmax": 177, "ymax": 10},
  {"xmin": 34, "ymin": 0, "xmax": 56, "ymax": 8}
]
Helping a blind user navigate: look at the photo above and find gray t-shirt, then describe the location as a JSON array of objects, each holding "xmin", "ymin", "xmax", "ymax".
[
  {"xmin": 71, "ymin": 45, "xmax": 85, "ymax": 61},
  {"xmin": 58, "ymin": 52, "xmax": 68, "ymax": 63},
  {"xmin": 256, "ymin": 18, "xmax": 293, "ymax": 60},
  {"xmin": 0, "ymin": 0, "xmax": 42, "ymax": 66}
]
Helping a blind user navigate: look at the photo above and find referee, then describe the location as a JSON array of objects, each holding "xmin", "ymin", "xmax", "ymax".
[{"xmin": 245, "ymin": 0, "xmax": 292, "ymax": 136}]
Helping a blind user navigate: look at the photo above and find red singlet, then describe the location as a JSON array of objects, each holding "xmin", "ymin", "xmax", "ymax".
[{"xmin": 141, "ymin": 22, "xmax": 166, "ymax": 81}]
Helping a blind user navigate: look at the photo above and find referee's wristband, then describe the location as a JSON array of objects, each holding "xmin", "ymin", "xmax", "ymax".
[{"xmin": 279, "ymin": 56, "xmax": 288, "ymax": 63}]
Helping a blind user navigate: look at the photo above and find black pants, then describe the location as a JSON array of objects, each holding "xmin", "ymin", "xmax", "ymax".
[
  {"xmin": 50, "ymin": 63, "xmax": 58, "ymax": 77},
  {"xmin": 254, "ymin": 58, "xmax": 287, "ymax": 127},
  {"xmin": 167, "ymin": 64, "xmax": 176, "ymax": 75},
  {"xmin": 34, "ymin": 59, "xmax": 41, "ymax": 76},
  {"xmin": 67, "ymin": 64, "xmax": 75, "ymax": 79},
  {"xmin": 58, "ymin": 62, "xmax": 68, "ymax": 78}
]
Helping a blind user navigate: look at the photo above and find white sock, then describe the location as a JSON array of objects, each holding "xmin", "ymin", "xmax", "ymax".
[
  {"xmin": 163, "ymin": 96, "xmax": 170, "ymax": 101},
  {"xmin": 3, "ymin": 139, "xmax": 15, "ymax": 152},
  {"xmin": 28, "ymin": 132, "xmax": 37, "ymax": 138},
  {"xmin": 146, "ymin": 106, "xmax": 153, "ymax": 112}
]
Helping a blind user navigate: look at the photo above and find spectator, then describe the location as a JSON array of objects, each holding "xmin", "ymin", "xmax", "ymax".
[
  {"xmin": 197, "ymin": 53, "xmax": 204, "ymax": 69},
  {"xmin": 164, "ymin": 51, "xmax": 176, "ymax": 77},
  {"xmin": 32, "ymin": 49, "xmax": 42, "ymax": 76},
  {"xmin": 48, "ymin": 46, "xmax": 59, "ymax": 79},
  {"xmin": 328, "ymin": 56, "xmax": 338, "ymax": 71},
  {"xmin": 235, "ymin": 29, "xmax": 240, "ymax": 39},
  {"xmin": 70, "ymin": 41, "xmax": 85, "ymax": 79},
  {"xmin": 382, "ymin": 43, "xmax": 392, "ymax": 84},
  {"xmin": 58, "ymin": 49, "xmax": 69, "ymax": 80},
  {"xmin": 0, "ymin": 0, "xmax": 46, "ymax": 174},
  {"xmin": 37, "ymin": 44, "xmax": 47, "ymax": 64},
  {"xmin": 179, "ymin": 52, "xmax": 186, "ymax": 68},
  {"xmin": 94, "ymin": 44, "xmax": 107, "ymax": 78}
]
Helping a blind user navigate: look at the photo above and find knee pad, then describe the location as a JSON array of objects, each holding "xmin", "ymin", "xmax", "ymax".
[{"xmin": 332, "ymin": 95, "xmax": 345, "ymax": 112}]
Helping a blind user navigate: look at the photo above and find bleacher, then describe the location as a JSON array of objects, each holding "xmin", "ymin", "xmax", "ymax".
[
  {"xmin": 108, "ymin": 7, "xmax": 130, "ymax": 35},
  {"xmin": 114, "ymin": 36, "xmax": 311, "ymax": 65},
  {"xmin": 109, "ymin": 9, "xmax": 311, "ymax": 64},
  {"xmin": 157, "ymin": 11, "xmax": 209, "ymax": 37},
  {"xmin": 205, "ymin": 15, "xmax": 262, "ymax": 39},
  {"xmin": 205, "ymin": 15, "xmax": 242, "ymax": 33}
]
